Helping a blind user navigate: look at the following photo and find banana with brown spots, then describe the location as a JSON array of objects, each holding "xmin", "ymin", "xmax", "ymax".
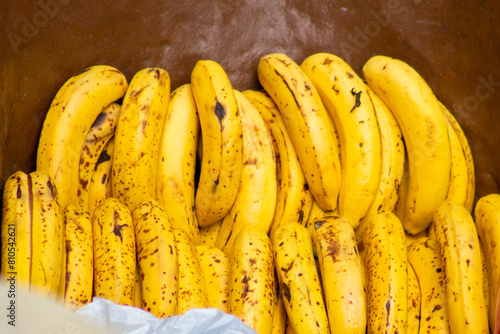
[
  {"xmin": 133, "ymin": 199, "xmax": 178, "ymax": 318},
  {"xmin": 257, "ymin": 53, "xmax": 341, "ymax": 213},
  {"xmin": 87, "ymin": 137, "xmax": 114, "ymax": 218},
  {"xmin": 199, "ymin": 219, "xmax": 222, "ymax": 247}
]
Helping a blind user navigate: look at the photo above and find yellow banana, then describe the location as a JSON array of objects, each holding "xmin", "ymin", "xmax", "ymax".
[
  {"xmin": 60, "ymin": 205, "xmax": 93, "ymax": 310},
  {"xmin": 77, "ymin": 102, "xmax": 120, "ymax": 212},
  {"xmin": 36, "ymin": 65, "xmax": 127, "ymax": 209},
  {"xmin": 257, "ymin": 53, "xmax": 341, "ymax": 212},
  {"xmin": 272, "ymin": 274, "xmax": 287, "ymax": 334},
  {"xmin": 434, "ymin": 200, "xmax": 488, "ymax": 333},
  {"xmin": 174, "ymin": 228, "xmax": 209, "ymax": 314},
  {"xmin": 407, "ymin": 237, "xmax": 449, "ymax": 333},
  {"xmin": 196, "ymin": 244, "xmax": 229, "ymax": 312},
  {"xmin": 363, "ymin": 212, "xmax": 408, "ymax": 333},
  {"xmin": 228, "ymin": 228, "xmax": 275, "ymax": 334},
  {"xmin": 474, "ymin": 193, "xmax": 500, "ymax": 330},
  {"xmin": 157, "ymin": 84, "xmax": 201, "ymax": 244},
  {"xmin": 88, "ymin": 137, "xmax": 114, "ymax": 218},
  {"xmin": 440, "ymin": 102, "xmax": 475, "ymax": 212},
  {"xmin": 363, "ymin": 55, "xmax": 451, "ymax": 235},
  {"xmin": 215, "ymin": 91, "xmax": 277, "ymax": 255},
  {"xmin": 301, "ymin": 53, "xmax": 381, "ymax": 228},
  {"xmin": 273, "ymin": 222, "xmax": 330, "ymax": 334},
  {"xmin": 199, "ymin": 219, "xmax": 222, "ymax": 247},
  {"xmin": 112, "ymin": 68, "xmax": 171, "ymax": 212},
  {"xmin": 242, "ymin": 89, "xmax": 313, "ymax": 240},
  {"xmin": 133, "ymin": 199, "xmax": 178, "ymax": 318},
  {"xmin": 92, "ymin": 197, "xmax": 136, "ymax": 306},
  {"xmin": 312, "ymin": 216, "xmax": 366, "ymax": 333},
  {"xmin": 191, "ymin": 60, "xmax": 243, "ymax": 227},
  {"xmin": 407, "ymin": 262, "xmax": 421, "ymax": 334}
]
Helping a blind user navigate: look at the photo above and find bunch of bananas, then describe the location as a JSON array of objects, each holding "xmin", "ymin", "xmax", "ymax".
[{"xmin": 0, "ymin": 51, "xmax": 498, "ymax": 334}]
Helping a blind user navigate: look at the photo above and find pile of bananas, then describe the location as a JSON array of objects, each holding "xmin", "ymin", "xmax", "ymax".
[{"xmin": 1, "ymin": 52, "xmax": 499, "ymax": 334}]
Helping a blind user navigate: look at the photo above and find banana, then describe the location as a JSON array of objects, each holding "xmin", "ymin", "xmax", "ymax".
[
  {"xmin": 474, "ymin": 193, "xmax": 500, "ymax": 330},
  {"xmin": 199, "ymin": 219, "xmax": 222, "ymax": 247},
  {"xmin": 174, "ymin": 228, "xmax": 209, "ymax": 314},
  {"xmin": 363, "ymin": 212, "xmax": 408, "ymax": 333},
  {"xmin": 407, "ymin": 237, "xmax": 449, "ymax": 333},
  {"xmin": 434, "ymin": 200, "xmax": 488, "ymax": 333},
  {"xmin": 301, "ymin": 52, "xmax": 381, "ymax": 228},
  {"xmin": 440, "ymin": 102, "xmax": 475, "ymax": 212},
  {"xmin": 272, "ymin": 274, "xmax": 287, "ymax": 334},
  {"xmin": 112, "ymin": 68, "xmax": 170, "ymax": 212},
  {"xmin": 88, "ymin": 137, "xmax": 115, "ymax": 218},
  {"xmin": 157, "ymin": 83, "xmax": 201, "ymax": 244},
  {"xmin": 77, "ymin": 103, "xmax": 120, "ymax": 212},
  {"xmin": 196, "ymin": 244, "xmax": 230, "ymax": 312},
  {"xmin": 215, "ymin": 91, "xmax": 277, "ymax": 255},
  {"xmin": 312, "ymin": 216, "xmax": 366, "ymax": 333},
  {"xmin": 257, "ymin": 53, "xmax": 341, "ymax": 212},
  {"xmin": 407, "ymin": 262, "xmax": 421, "ymax": 334},
  {"xmin": 228, "ymin": 228, "xmax": 275, "ymax": 334},
  {"xmin": 36, "ymin": 65, "xmax": 127, "ymax": 209},
  {"xmin": 191, "ymin": 60, "xmax": 243, "ymax": 227},
  {"xmin": 273, "ymin": 222, "xmax": 330, "ymax": 333},
  {"xmin": 355, "ymin": 85, "xmax": 405, "ymax": 246},
  {"xmin": 362, "ymin": 55, "xmax": 451, "ymax": 235},
  {"xmin": 242, "ymin": 89, "xmax": 313, "ymax": 239},
  {"xmin": 60, "ymin": 205, "xmax": 93, "ymax": 310},
  {"xmin": 92, "ymin": 197, "xmax": 136, "ymax": 306},
  {"xmin": 133, "ymin": 199, "xmax": 178, "ymax": 317}
]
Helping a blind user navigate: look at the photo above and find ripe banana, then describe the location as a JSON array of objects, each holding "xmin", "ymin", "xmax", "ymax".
[
  {"xmin": 60, "ymin": 205, "xmax": 93, "ymax": 310},
  {"xmin": 273, "ymin": 222, "xmax": 330, "ymax": 333},
  {"xmin": 355, "ymin": 86, "xmax": 405, "ymax": 246},
  {"xmin": 191, "ymin": 60, "xmax": 243, "ymax": 227},
  {"xmin": 363, "ymin": 55, "xmax": 452, "ymax": 235},
  {"xmin": 301, "ymin": 52, "xmax": 381, "ymax": 228},
  {"xmin": 228, "ymin": 228, "xmax": 275, "ymax": 334},
  {"xmin": 174, "ymin": 228, "xmax": 209, "ymax": 314},
  {"xmin": 215, "ymin": 91, "xmax": 277, "ymax": 255},
  {"xmin": 363, "ymin": 212, "xmax": 408, "ymax": 333},
  {"xmin": 157, "ymin": 83, "xmax": 201, "ymax": 244},
  {"xmin": 112, "ymin": 68, "xmax": 170, "ymax": 212},
  {"xmin": 474, "ymin": 193, "xmax": 500, "ymax": 330},
  {"xmin": 440, "ymin": 102, "xmax": 475, "ymax": 212},
  {"xmin": 312, "ymin": 216, "xmax": 366, "ymax": 333},
  {"xmin": 77, "ymin": 102, "xmax": 120, "ymax": 212},
  {"xmin": 199, "ymin": 219, "xmax": 222, "ymax": 247},
  {"xmin": 92, "ymin": 197, "xmax": 136, "ymax": 306},
  {"xmin": 257, "ymin": 53, "xmax": 341, "ymax": 212},
  {"xmin": 434, "ymin": 200, "xmax": 488, "ymax": 333},
  {"xmin": 88, "ymin": 137, "xmax": 114, "ymax": 218},
  {"xmin": 196, "ymin": 244, "xmax": 230, "ymax": 312},
  {"xmin": 133, "ymin": 199, "xmax": 178, "ymax": 318},
  {"xmin": 242, "ymin": 89, "xmax": 313, "ymax": 240},
  {"xmin": 36, "ymin": 65, "xmax": 127, "ymax": 209},
  {"xmin": 407, "ymin": 237, "xmax": 449, "ymax": 333},
  {"xmin": 407, "ymin": 262, "xmax": 421, "ymax": 334}
]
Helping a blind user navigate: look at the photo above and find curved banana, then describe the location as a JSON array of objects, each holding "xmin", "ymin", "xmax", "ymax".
[
  {"xmin": 36, "ymin": 65, "xmax": 128, "ymax": 209},
  {"xmin": 199, "ymin": 219, "xmax": 222, "ymax": 247},
  {"xmin": 355, "ymin": 86, "xmax": 405, "ymax": 246},
  {"xmin": 434, "ymin": 200, "xmax": 488, "ymax": 333},
  {"xmin": 242, "ymin": 89, "xmax": 313, "ymax": 240},
  {"xmin": 77, "ymin": 103, "xmax": 120, "ymax": 212},
  {"xmin": 475, "ymin": 193, "xmax": 500, "ymax": 329},
  {"xmin": 112, "ymin": 68, "xmax": 171, "ymax": 212},
  {"xmin": 92, "ymin": 197, "xmax": 136, "ymax": 306},
  {"xmin": 407, "ymin": 262, "xmax": 421, "ymax": 334},
  {"xmin": 362, "ymin": 55, "xmax": 451, "ymax": 235},
  {"xmin": 191, "ymin": 60, "xmax": 243, "ymax": 227},
  {"xmin": 301, "ymin": 53, "xmax": 381, "ymax": 228},
  {"xmin": 407, "ymin": 237, "xmax": 449, "ymax": 333},
  {"xmin": 157, "ymin": 84, "xmax": 201, "ymax": 244},
  {"xmin": 273, "ymin": 222, "xmax": 330, "ymax": 333},
  {"xmin": 133, "ymin": 199, "xmax": 178, "ymax": 318},
  {"xmin": 60, "ymin": 205, "xmax": 93, "ymax": 310},
  {"xmin": 215, "ymin": 91, "xmax": 277, "ymax": 255},
  {"xmin": 363, "ymin": 212, "xmax": 407, "ymax": 333},
  {"xmin": 88, "ymin": 137, "xmax": 114, "ymax": 218},
  {"xmin": 228, "ymin": 228, "xmax": 275, "ymax": 334},
  {"xmin": 312, "ymin": 216, "xmax": 366, "ymax": 333},
  {"xmin": 257, "ymin": 53, "xmax": 341, "ymax": 212}
]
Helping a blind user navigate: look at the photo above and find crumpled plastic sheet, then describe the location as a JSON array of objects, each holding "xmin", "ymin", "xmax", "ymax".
[{"xmin": 75, "ymin": 298, "xmax": 258, "ymax": 334}]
